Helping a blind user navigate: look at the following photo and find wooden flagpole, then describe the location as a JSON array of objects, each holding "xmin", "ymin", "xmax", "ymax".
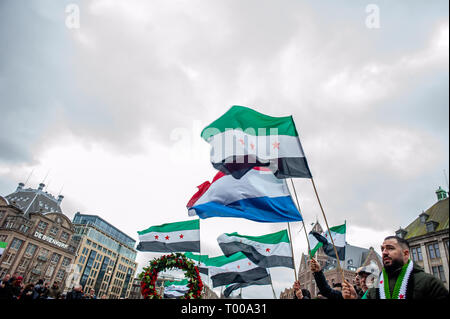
[
  {"xmin": 286, "ymin": 222, "xmax": 298, "ymax": 282},
  {"xmin": 289, "ymin": 178, "xmax": 312, "ymax": 256},
  {"xmin": 310, "ymin": 177, "xmax": 346, "ymax": 282}
]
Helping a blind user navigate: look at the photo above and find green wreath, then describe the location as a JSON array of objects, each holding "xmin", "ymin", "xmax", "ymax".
[{"xmin": 139, "ymin": 253, "xmax": 203, "ymax": 299}]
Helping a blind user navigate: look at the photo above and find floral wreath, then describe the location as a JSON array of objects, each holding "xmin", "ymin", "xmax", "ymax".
[{"xmin": 139, "ymin": 253, "xmax": 203, "ymax": 299}]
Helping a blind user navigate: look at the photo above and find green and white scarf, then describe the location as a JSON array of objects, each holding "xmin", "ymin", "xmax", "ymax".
[{"xmin": 378, "ymin": 260, "xmax": 413, "ymax": 299}]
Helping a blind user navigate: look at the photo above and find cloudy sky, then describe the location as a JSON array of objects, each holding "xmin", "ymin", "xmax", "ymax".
[{"xmin": 0, "ymin": 0, "xmax": 448, "ymax": 298}]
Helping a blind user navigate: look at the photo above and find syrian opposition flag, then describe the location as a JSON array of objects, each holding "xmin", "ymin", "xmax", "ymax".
[
  {"xmin": 163, "ymin": 279, "xmax": 189, "ymax": 298},
  {"xmin": 187, "ymin": 167, "xmax": 303, "ymax": 223},
  {"xmin": 184, "ymin": 252, "xmax": 210, "ymax": 275},
  {"xmin": 308, "ymin": 223, "xmax": 346, "ymax": 260},
  {"xmin": 0, "ymin": 242, "xmax": 7, "ymax": 256},
  {"xmin": 136, "ymin": 219, "xmax": 200, "ymax": 252},
  {"xmin": 217, "ymin": 230, "xmax": 294, "ymax": 269},
  {"xmin": 208, "ymin": 252, "xmax": 270, "ymax": 288},
  {"xmin": 223, "ymin": 275, "xmax": 272, "ymax": 298},
  {"xmin": 201, "ymin": 105, "xmax": 312, "ymax": 179}
]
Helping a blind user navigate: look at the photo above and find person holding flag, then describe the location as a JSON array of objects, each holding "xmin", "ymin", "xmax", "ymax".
[{"xmin": 342, "ymin": 236, "xmax": 449, "ymax": 299}]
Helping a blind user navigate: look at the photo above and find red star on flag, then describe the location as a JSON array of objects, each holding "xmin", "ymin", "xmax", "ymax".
[
  {"xmin": 380, "ymin": 280, "xmax": 383, "ymax": 284},
  {"xmin": 165, "ymin": 235, "xmax": 170, "ymax": 240},
  {"xmin": 248, "ymin": 262, "xmax": 251, "ymax": 266},
  {"xmin": 266, "ymin": 248, "xmax": 271, "ymax": 252},
  {"xmin": 399, "ymin": 294, "xmax": 404, "ymax": 299},
  {"xmin": 154, "ymin": 235, "xmax": 159, "ymax": 240},
  {"xmin": 237, "ymin": 265, "xmax": 240, "ymax": 269},
  {"xmin": 179, "ymin": 234, "xmax": 184, "ymax": 239},
  {"xmin": 272, "ymin": 142, "xmax": 280, "ymax": 149},
  {"xmin": 239, "ymin": 138, "xmax": 245, "ymax": 145},
  {"xmin": 250, "ymin": 143, "xmax": 255, "ymax": 150}
]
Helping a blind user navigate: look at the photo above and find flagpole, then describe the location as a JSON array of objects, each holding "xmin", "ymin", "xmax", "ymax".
[
  {"xmin": 284, "ymin": 179, "xmax": 311, "ymax": 283},
  {"xmin": 286, "ymin": 222, "xmax": 298, "ymax": 282},
  {"xmin": 289, "ymin": 178, "xmax": 312, "ymax": 255},
  {"xmin": 267, "ymin": 269, "xmax": 277, "ymax": 299},
  {"xmin": 310, "ymin": 177, "xmax": 346, "ymax": 282}
]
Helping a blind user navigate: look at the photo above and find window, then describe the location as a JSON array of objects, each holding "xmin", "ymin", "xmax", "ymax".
[
  {"xmin": 49, "ymin": 227, "xmax": 59, "ymax": 236},
  {"xmin": 45, "ymin": 265, "xmax": 55, "ymax": 277},
  {"xmin": 3, "ymin": 218, "xmax": 15, "ymax": 229},
  {"xmin": 60, "ymin": 232, "xmax": 69, "ymax": 242},
  {"xmin": 2, "ymin": 253, "xmax": 14, "ymax": 264},
  {"xmin": 51, "ymin": 253, "xmax": 61, "ymax": 264},
  {"xmin": 24, "ymin": 243, "xmax": 37, "ymax": 257},
  {"xmin": 10, "ymin": 238, "xmax": 23, "ymax": 251},
  {"xmin": 39, "ymin": 248, "xmax": 49, "ymax": 258},
  {"xmin": 18, "ymin": 258, "xmax": 30, "ymax": 269},
  {"xmin": 19, "ymin": 224, "xmax": 29, "ymax": 233},
  {"xmin": 434, "ymin": 243, "xmax": 441, "ymax": 258},
  {"xmin": 62, "ymin": 257, "xmax": 71, "ymax": 267},
  {"xmin": 37, "ymin": 221, "xmax": 48, "ymax": 232},
  {"xmin": 432, "ymin": 266, "xmax": 446, "ymax": 283},
  {"xmin": 411, "ymin": 246, "xmax": 423, "ymax": 262},
  {"xmin": 427, "ymin": 243, "xmax": 440, "ymax": 259},
  {"xmin": 55, "ymin": 269, "xmax": 65, "ymax": 281}
]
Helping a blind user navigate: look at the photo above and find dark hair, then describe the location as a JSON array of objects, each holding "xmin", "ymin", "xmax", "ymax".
[{"xmin": 384, "ymin": 236, "xmax": 410, "ymax": 250}]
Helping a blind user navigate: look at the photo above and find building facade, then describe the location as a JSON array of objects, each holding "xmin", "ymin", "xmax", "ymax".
[
  {"xmin": 71, "ymin": 212, "xmax": 138, "ymax": 299},
  {"xmin": 0, "ymin": 183, "xmax": 77, "ymax": 288},
  {"xmin": 395, "ymin": 187, "xmax": 449, "ymax": 289},
  {"xmin": 280, "ymin": 222, "xmax": 382, "ymax": 299}
]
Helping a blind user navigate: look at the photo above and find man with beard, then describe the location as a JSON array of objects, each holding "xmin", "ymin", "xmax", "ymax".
[{"xmin": 342, "ymin": 236, "xmax": 448, "ymax": 299}]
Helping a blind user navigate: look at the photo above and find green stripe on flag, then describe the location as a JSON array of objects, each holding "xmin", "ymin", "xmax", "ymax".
[
  {"xmin": 164, "ymin": 279, "xmax": 189, "ymax": 287},
  {"xmin": 0, "ymin": 242, "xmax": 7, "ymax": 249},
  {"xmin": 137, "ymin": 219, "xmax": 199, "ymax": 235},
  {"xmin": 329, "ymin": 223, "xmax": 346, "ymax": 234},
  {"xmin": 224, "ymin": 229, "xmax": 290, "ymax": 244},
  {"xmin": 201, "ymin": 105, "xmax": 299, "ymax": 140},
  {"xmin": 185, "ymin": 252, "xmax": 210, "ymax": 264},
  {"xmin": 207, "ymin": 252, "xmax": 248, "ymax": 267}
]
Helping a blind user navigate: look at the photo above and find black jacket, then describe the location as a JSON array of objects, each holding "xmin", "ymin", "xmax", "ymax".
[
  {"xmin": 313, "ymin": 270, "xmax": 343, "ymax": 300},
  {"xmin": 366, "ymin": 262, "xmax": 449, "ymax": 299},
  {"xmin": 66, "ymin": 289, "xmax": 84, "ymax": 300}
]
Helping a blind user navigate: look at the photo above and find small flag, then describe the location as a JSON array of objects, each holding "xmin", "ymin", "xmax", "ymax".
[
  {"xmin": 0, "ymin": 242, "xmax": 7, "ymax": 256},
  {"xmin": 308, "ymin": 223, "xmax": 346, "ymax": 260},
  {"xmin": 136, "ymin": 219, "xmax": 200, "ymax": 252},
  {"xmin": 207, "ymin": 252, "xmax": 270, "ymax": 288},
  {"xmin": 217, "ymin": 230, "xmax": 294, "ymax": 269},
  {"xmin": 187, "ymin": 167, "xmax": 302, "ymax": 223},
  {"xmin": 201, "ymin": 105, "xmax": 312, "ymax": 179},
  {"xmin": 223, "ymin": 275, "xmax": 272, "ymax": 298},
  {"xmin": 163, "ymin": 279, "xmax": 189, "ymax": 299},
  {"xmin": 184, "ymin": 252, "xmax": 210, "ymax": 275}
]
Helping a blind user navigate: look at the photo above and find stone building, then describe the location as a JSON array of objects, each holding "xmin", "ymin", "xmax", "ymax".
[
  {"xmin": 0, "ymin": 182, "xmax": 77, "ymax": 288},
  {"xmin": 280, "ymin": 222, "xmax": 382, "ymax": 299},
  {"xmin": 395, "ymin": 187, "xmax": 449, "ymax": 289}
]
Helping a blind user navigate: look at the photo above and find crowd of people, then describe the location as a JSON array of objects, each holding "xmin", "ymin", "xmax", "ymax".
[
  {"xmin": 0, "ymin": 275, "xmax": 105, "ymax": 300},
  {"xmin": 2, "ymin": 236, "xmax": 448, "ymax": 300},
  {"xmin": 292, "ymin": 235, "xmax": 449, "ymax": 299}
]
